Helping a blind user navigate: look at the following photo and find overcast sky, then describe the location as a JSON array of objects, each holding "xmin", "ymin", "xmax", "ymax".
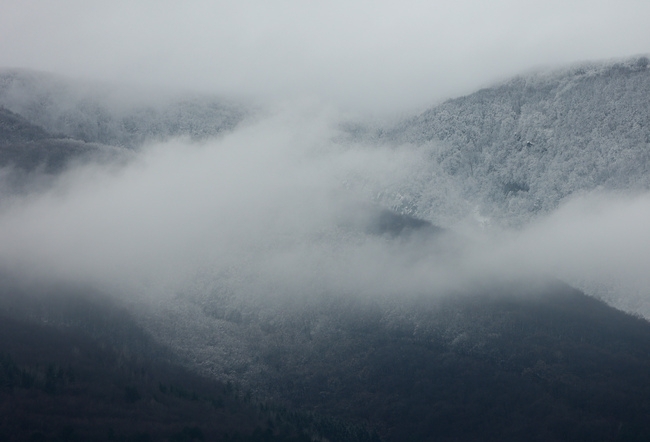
[{"xmin": 1, "ymin": 0, "xmax": 649, "ymax": 113}]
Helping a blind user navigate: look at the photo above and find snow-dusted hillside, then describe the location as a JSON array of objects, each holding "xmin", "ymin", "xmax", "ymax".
[
  {"xmin": 0, "ymin": 69, "xmax": 248, "ymax": 148},
  {"xmin": 377, "ymin": 56, "xmax": 650, "ymax": 228}
]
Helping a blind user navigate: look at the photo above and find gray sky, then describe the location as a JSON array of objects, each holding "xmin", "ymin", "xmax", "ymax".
[{"xmin": 2, "ymin": 0, "xmax": 649, "ymax": 113}]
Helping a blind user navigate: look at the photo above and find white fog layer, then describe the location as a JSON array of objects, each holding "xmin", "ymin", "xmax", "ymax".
[
  {"xmin": 1, "ymin": 99, "xmax": 649, "ymax": 317},
  {"xmin": 0, "ymin": 108, "xmax": 462, "ymax": 299}
]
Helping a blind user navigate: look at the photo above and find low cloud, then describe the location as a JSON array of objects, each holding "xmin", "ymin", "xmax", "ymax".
[
  {"xmin": 1, "ymin": 107, "xmax": 649, "ymax": 318},
  {"xmin": 507, "ymin": 192, "xmax": 650, "ymax": 315}
]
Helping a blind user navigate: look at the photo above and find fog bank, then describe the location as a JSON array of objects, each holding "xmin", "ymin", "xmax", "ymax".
[
  {"xmin": 0, "ymin": 107, "xmax": 649, "ymax": 317},
  {"xmin": 0, "ymin": 107, "xmax": 444, "ymax": 298}
]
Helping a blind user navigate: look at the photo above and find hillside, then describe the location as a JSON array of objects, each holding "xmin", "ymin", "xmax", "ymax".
[
  {"xmin": 0, "ymin": 276, "xmax": 379, "ymax": 442},
  {"xmin": 0, "ymin": 106, "xmax": 51, "ymax": 144},
  {"xmin": 0, "ymin": 69, "xmax": 248, "ymax": 148},
  {"xmin": 1, "ymin": 106, "xmax": 126, "ymax": 176},
  {"xmin": 3, "ymin": 267, "xmax": 650, "ymax": 441},
  {"xmin": 0, "ymin": 69, "xmax": 249, "ymax": 190},
  {"xmin": 372, "ymin": 56, "xmax": 650, "ymax": 228},
  {"xmin": 140, "ymin": 276, "xmax": 650, "ymax": 441}
]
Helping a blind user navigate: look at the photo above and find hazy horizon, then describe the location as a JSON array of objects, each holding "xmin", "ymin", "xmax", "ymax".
[{"xmin": 2, "ymin": 1, "xmax": 649, "ymax": 115}]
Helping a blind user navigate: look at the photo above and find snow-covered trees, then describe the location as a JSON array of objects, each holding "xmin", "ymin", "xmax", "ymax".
[{"xmin": 382, "ymin": 56, "xmax": 650, "ymax": 228}]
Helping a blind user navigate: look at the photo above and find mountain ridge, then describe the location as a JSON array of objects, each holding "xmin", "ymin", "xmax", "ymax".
[
  {"xmin": 363, "ymin": 55, "xmax": 650, "ymax": 228},
  {"xmin": 0, "ymin": 68, "xmax": 249, "ymax": 149}
]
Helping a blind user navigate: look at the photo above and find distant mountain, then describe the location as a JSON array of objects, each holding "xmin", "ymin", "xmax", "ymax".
[
  {"xmin": 0, "ymin": 68, "xmax": 249, "ymax": 189},
  {"xmin": 0, "ymin": 106, "xmax": 125, "ymax": 178},
  {"xmin": 375, "ymin": 56, "xmax": 650, "ymax": 227},
  {"xmin": 0, "ymin": 69, "xmax": 248, "ymax": 148}
]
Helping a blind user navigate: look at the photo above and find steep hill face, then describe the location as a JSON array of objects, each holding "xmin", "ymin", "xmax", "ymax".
[
  {"xmin": 0, "ymin": 69, "xmax": 248, "ymax": 148},
  {"xmin": 380, "ymin": 56, "xmax": 650, "ymax": 227},
  {"xmin": 145, "ymin": 278, "xmax": 650, "ymax": 442}
]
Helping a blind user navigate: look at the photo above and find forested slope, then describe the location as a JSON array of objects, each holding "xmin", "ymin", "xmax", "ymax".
[
  {"xmin": 147, "ymin": 277, "xmax": 650, "ymax": 441},
  {"xmin": 0, "ymin": 276, "xmax": 379, "ymax": 442},
  {"xmin": 380, "ymin": 56, "xmax": 650, "ymax": 227}
]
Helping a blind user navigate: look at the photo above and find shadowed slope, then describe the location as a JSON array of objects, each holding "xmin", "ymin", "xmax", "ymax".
[{"xmin": 218, "ymin": 281, "xmax": 650, "ymax": 441}]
